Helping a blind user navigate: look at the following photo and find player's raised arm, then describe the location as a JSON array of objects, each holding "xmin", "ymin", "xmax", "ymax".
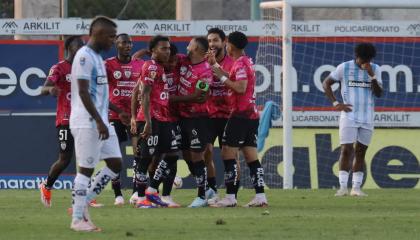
[{"xmin": 361, "ymin": 62, "xmax": 383, "ymax": 98}]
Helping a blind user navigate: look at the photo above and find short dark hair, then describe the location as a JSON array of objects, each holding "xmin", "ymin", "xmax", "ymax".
[
  {"xmin": 149, "ymin": 35, "xmax": 170, "ymax": 51},
  {"xmin": 64, "ymin": 35, "xmax": 82, "ymax": 50},
  {"xmin": 116, "ymin": 33, "xmax": 129, "ymax": 40},
  {"xmin": 355, "ymin": 43, "xmax": 376, "ymax": 60},
  {"xmin": 170, "ymin": 43, "xmax": 178, "ymax": 57},
  {"xmin": 228, "ymin": 31, "xmax": 248, "ymax": 50},
  {"xmin": 194, "ymin": 36, "xmax": 209, "ymax": 52},
  {"xmin": 207, "ymin": 27, "xmax": 226, "ymax": 41},
  {"xmin": 89, "ymin": 16, "xmax": 117, "ymax": 36}
]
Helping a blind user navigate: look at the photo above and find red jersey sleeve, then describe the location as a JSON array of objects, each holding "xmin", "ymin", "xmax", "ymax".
[
  {"xmin": 233, "ymin": 61, "xmax": 249, "ymax": 82},
  {"xmin": 141, "ymin": 62, "xmax": 159, "ymax": 86},
  {"xmin": 46, "ymin": 64, "xmax": 61, "ymax": 84}
]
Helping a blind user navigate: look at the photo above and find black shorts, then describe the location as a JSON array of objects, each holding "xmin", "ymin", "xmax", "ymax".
[
  {"xmin": 110, "ymin": 120, "xmax": 131, "ymax": 143},
  {"xmin": 136, "ymin": 119, "xmax": 178, "ymax": 158},
  {"xmin": 57, "ymin": 125, "xmax": 74, "ymax": 154},
  {"xmin": 180, "ymin": 117, "xmax": 210, "ymax": 152},
  {"xmin": 208, "ymin": 118, "xmax": 228, "ymax": 148},
  {"xmin": 222, "ymin": 117, "xmax": 259, "ymax": 148}
]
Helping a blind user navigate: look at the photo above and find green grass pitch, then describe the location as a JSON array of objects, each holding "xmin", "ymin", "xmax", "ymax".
[{"xmin": 0, "ymin": 189, "xmax": 419, "ymax": 240}]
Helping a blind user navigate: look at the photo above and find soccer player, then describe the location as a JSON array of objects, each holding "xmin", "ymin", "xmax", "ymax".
[
  {"xmin": 205, "ymin": 27, "xmax": 235, "ymax": 204},
  {"xmin": 170, "ymin": 36, "xmax": 213, "ymax": 208},
  {"xmin": 131, "ymin": 36, "xmax": 179, "ymax": 208},
  {"xmin": 210, "ymin": 31, "xmax": 268, "ymax": 208},
  {"xmin": 39, "ymin": 36, "xmax": 84, "ymax": 208},
  {"xmin": 69, "ymin": 16, "xmax": 129, "ymax": 232},
  {"xmin": 323, "ymin": 43, "xmax": 383, "ymax": 197},
  {"xmin": 105, "ymin": 33, "xmax": 144, "ymax": 205}
]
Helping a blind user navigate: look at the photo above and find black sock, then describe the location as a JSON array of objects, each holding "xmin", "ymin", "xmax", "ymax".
[
  {"xmin": 111, "ymin": 174, "xmax": 123, "ymax": 197},
  {"xmin": 45, "ymin": 176, "xmax": 57, "ymax": 189},
  {"xmin": 162, "ymin": 157, "xmax": 178, "ymax": 196},
  {"xmin": 235, "ymin": 180, "xmax": 240, "ymax": 199},
  {"xmin": 207, "ymin": 177, "xmax": 217, "ymax": 193},
  {"xmin": 132, "ymin": 157, "xmax": 139, "ymax": 194},
  {"xmin": 135, "ymin": 157, "xmax": 151, "ymax": 197},
  {"xmin": 185, "ymin": 160, "xmax": 195, "ymax": 177},
  {"xmin": 248, "ymin": 160, "xmax": 265, "ymax": 194},
  {"xmin": 150, "ymin": 155, "xmax": 178, "ymax": 190},
  {"xmin": 193, "ymin": 160, "xmax": 207, "ymax": 199},
  {"xmin": 223, "ymin": 159, "xmax": 238, "ymax": 195}
]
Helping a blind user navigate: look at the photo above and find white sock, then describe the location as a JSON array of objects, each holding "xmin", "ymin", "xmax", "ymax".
[
  {"xmin": 352, "ymin": 172, "xmax": 364, "ymax": 190},
  {"xmin": 339, "ymin": 171, "xmax": 349, "ymax": 189},
  {"xmin": 256, "ymin": 193, "xmax": 266, "ymax": 200},
  {"xmin": 72, "ymin": 173, "xmax": 90, "ymax": 220},
  {"xmin": 86, "ymin": 166, "xmax": 118, "ymax": 203},
  {"xmin": 226, "ymin": 194, "xmax": 236, "ymax": 201},
  {"xmin": 146, "ymin": 187, "xmax": 158, "ymax": 193}
]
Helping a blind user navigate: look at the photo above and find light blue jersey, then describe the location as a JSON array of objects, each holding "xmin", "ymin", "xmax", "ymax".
[
  {"xmin": 329, "ymin": 60, "xmax": 382, "ymax": 124},
  {"xmin": 70, "ymin": 46, "xmax": 109, "ymax": 128}
]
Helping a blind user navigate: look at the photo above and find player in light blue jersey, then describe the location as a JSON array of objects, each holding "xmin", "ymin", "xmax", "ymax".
[
  {"xmin": 323, "ymin": 43, "xmax": 383, "ymax": 197},
  {"xmin": 69, "ymin": 16, "xmax": 129, "ymax": 232}
]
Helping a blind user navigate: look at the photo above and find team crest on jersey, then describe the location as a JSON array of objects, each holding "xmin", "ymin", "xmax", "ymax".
[
  {"xmin": 180, "ymin": 66, "xmax": 187, "ymax": 75},
  {"xmin": 149, "ymin": 70, "xmax": 157, "ymax": 79},
  {"xmin": 124, "ymin": 70, "xmax": 132, "ymax": 78},
  {"xmin": 60, "ymin": 141, "xmax": 67, "ymax": 150},
  {"xmin": 65, "ymin": 74, "xmax": 71, "ymax": 82},
  {"xmin": 80, "ymin": 57, "xmax": 86, "ymax": 66},
  {"xmin": 113, "ymin": 71, "xmax": 122, "ymax": 79},
  {"xmin": 162, "ymin": 73, "xmax": 167, "ymax": 82}
]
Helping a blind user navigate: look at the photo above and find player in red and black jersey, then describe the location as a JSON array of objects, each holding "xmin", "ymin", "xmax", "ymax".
[
  {"xmin": 105, "ymin": 33, "xmax": 145, "ymax": 205},
  {"xmin": 205, "ymin": 28, "xmax": 235, "ymax": 203},
  {"xmin": 210, "ymin": 31, "xmax": 268, "ymax": 208},
  {"xmin": 39, "ymin": 36, "xmax": 84, "ymax": 208}
]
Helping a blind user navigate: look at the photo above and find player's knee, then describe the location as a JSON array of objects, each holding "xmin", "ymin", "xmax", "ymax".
[{"xmin": 340, "ymin": 145, "xmax": 353, "ymax": 157}]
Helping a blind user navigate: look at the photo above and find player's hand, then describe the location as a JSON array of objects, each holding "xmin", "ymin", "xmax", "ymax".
[
  {"xmin": 361, "ymin": 62, "xmax": 375, "ymax": 77},
  {"xmin": 132, "ymin": 49, "xmax": 151, "ymax": 59},
  {"xmin": 192, "ymin": 90, "xmax": 206, "ymax": 103},
  {"xmin": 130, "ymin": 117, "xmax": 137, "ymax": 134},
  {"xmin": 211, "ymin": 65, "xmax": 225, "ymax": 79},
  {"xmin": 335, "ymin": 103, "xmax": 353, "ymax": 112},
  {"xmin": 49, "ymin": 86, "xmax": 61, "ymax": 96},
  {"xmin": 206, "ymin": 50, "xmax": 217, "ymax": 66},
  {"xmin": 141, "ymin": 121, "xmax": 152, "ymax": 139},
  {"xmin": 118, "ymin": 111, "xmax": 130, "ymax": 126},
  {"xmin": 96, "ymin": 119, "xmax": 109, "ymax": 140}
]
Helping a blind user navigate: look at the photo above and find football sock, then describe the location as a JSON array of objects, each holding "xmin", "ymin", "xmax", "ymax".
[
  {"xmin": 72, "ymin": 173, "xmax": 90, "ymax": 220},
  {"xmin": 339, "ymin": 170, "xmax": 349, "ymax": 189},
  {"xmin": 86, "ymin": 166, "xmax": 118, "ymax": 203},
  {"xmin": 162, "ymin": 158, "xmax": 178, "ymax": 196},
  {"xmin": 223, "ymin": 159, "xmax": 238, "ymax": 195},
  {"xmin": 136, "ymin": 157, "xmax": 152, "ymax": 197},
  {"xmin": 248, "ymin": 160, "xmax": 265, "ymax": 194},
  {"xmin": 352, "ymin": 171, "xmax": 364, "ymax": 190},
  {"xmin": 208, "ymin": 177, "xmax": 217, "ymax": 193},
  {"xmin": 193, "ymin": 160, "xmax": 207, "ymax": 199},
  {"xmin": 111, "ymin": 174, "xmax": 123, "ymax": 197}
]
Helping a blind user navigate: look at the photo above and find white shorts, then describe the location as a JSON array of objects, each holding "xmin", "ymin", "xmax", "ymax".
[
  {"xmin": 339, "ymin": 117, "xmax": 373, "ymax": 146},
  {"xmin": 71, "ymin": 126, "xmax": 122, "ymax": 168}
]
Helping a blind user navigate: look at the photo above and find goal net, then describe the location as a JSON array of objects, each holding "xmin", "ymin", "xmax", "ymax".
[{"xmin": 255, "ymin": 1, "xmax": 420, "ymax": 189}]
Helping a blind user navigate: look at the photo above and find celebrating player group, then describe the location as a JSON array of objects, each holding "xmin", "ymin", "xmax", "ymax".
[{"xmin": 38, "ymin": 16, "xmax": 268, "ymax": 232}]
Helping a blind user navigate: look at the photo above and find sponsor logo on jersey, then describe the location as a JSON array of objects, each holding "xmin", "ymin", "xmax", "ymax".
[{"xmin": 348, "ymin": 80, "xmax": 371, "ymax": 88}]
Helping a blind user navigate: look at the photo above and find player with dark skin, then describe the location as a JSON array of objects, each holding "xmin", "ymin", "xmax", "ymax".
[
  {"xmin": 323, "ymin": 43, "xmax": 382, "ymax": 196},
  {"xmin": 39, "ymin": 36, "xmax": 84, "ymax": 207}
]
